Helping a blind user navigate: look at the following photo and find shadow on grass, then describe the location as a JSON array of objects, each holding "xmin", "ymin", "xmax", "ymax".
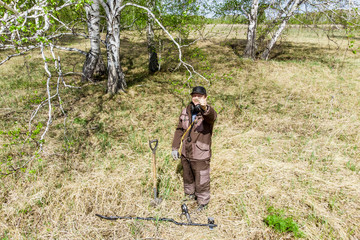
[
  {"xmin": 220, "ymin": 39, "xmax": 345, "ymax": 68},
  {"xmin": 53, "ymin": 34, "xmax": 87, "ymax": 46},
  {"xmin": 56, "ymin": 35, "xmax": 219, "ymax": 89},
  {"xmin": 330, "ymin": 34, "xmax": 360, "ymax": 40},
  {"xmin": 120, "ymin": 37, "xmax": 209, "ymax": 88},
  {"xmin": 224, "ymin": 39, "xmax": 247, "ymax": 58},
  {"xmin": 268, "ymin": 42, "xmax": 346, "ymax": 69}
]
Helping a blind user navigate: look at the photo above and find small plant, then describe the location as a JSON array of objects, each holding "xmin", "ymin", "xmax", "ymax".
[
  {"xmin": 345, "ymin": 161, "xmax": 358, "ymax": 172},
  {"xmin": 73, "ymin": 117, "xmax": 88, "ymax": 126},
  {"xmin": 264, "ymin": 206, "xmax": 305, "ymax": 238},
  {"xmin": 1, "ymin": 230, "xmax": 10, "ymax": 240}
]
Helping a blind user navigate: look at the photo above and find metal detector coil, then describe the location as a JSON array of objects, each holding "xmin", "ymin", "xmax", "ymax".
[{"xmin": 181, "ymin": 203, "xmax": 192, "ymax": 223}]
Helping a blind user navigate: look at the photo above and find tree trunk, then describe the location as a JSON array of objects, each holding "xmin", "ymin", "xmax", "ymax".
[
  {"xmin": 101, "ymin": 0, "xmax": 126, "ymax": 94},
  {"xmin": 261, "ymin": 0, "xmax": 304, "ymax": 60},
  {"xmin": 106, "ymin": 15, "xmax": 126, "ymax": 94},
  {"xmin": 147, "ymin": 0, "xmax": 159, "ymax": 73},
  {"xmin": 243, "ymin": 0, "xmax": 259, "ymax": 59},
  {"xmin": 82, "ymin": 0, "xmax": 106, "ymax": 82},
  {"xmin": 261, "ymin": 20, "xmax": 287, "ymax": 60}
]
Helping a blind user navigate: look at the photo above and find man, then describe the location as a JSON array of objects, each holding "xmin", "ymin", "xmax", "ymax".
[{"xmin": 171, "ymin": 86, "xmax": 217, "ymax": 211}]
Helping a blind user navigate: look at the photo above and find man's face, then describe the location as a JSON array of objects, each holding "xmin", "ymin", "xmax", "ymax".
[{"xmin": 191, "ymin": 93, "xmax": 206, "ymax": 105}]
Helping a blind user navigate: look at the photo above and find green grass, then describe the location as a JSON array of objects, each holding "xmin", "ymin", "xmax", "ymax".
[
  {"xmin": 264, "ymin": 206, "xmax": 305, "ymax": 238},
  {"xmin": 0, "ymin": 25, "xmax": 359, "ymax": 239}
]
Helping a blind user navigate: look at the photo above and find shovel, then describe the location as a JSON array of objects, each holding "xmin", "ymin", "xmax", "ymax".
[{"xmin": 149, "ymin": 139, "xmax": 162, "ymax": 206}]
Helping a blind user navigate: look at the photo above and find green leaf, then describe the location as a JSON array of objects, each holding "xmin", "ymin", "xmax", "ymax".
[{"xmin": 17, "ymin": 16, "xmax": 24, "ymax": 23}]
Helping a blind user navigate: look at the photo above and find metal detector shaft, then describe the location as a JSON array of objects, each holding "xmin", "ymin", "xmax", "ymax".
[{"xmin": 95, "ymin": 214, "xmax": 217, "ymax": 228}]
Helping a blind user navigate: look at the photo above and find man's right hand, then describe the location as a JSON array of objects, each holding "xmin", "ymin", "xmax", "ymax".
[{"xmin": 171, "ymin": 150, "xmax": 179, "ymax": 160}]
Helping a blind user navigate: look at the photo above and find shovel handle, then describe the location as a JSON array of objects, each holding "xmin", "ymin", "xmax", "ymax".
[
  {"xmin": 149, "ymin": 139, "xmax": 158, "ymax": 191},
  {"xmin": 149, "ymin": 139, "xmax": 158, "ymax": 154}
]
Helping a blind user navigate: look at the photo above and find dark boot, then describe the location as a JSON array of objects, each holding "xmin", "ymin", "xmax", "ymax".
[
  {"xmin": 184, "ymin": 193, "xmax": 197, "ymax": 201},
  {"xmin": 197, "ymin": 204, "xmax": 208, "ymax": 212}
]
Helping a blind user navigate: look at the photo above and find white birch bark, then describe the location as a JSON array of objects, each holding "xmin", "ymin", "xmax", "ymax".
[
  {"xmin": 82, "ymin": 0, "xmax": 106, "ymax": 82},
  {"xmin": 100, "ymin": 0, "xmax": 126, "ymax": 94},
  {"xmin": 261, "ymin": 0, "xmax": 306, "ymax": 60},
  {"xmin": 244, "ymin": 0, "xmax": 259, "ymax": 59}
]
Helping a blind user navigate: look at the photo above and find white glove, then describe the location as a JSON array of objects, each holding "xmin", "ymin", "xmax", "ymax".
[{"xmin": 171, "ymin": 150, "xmax": 179, "ymax": 160}]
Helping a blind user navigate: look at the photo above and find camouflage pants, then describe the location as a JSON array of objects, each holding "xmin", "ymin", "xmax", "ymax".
[{"xmin": 181, "ymin": 156, "xmax": 210, "ymax": 205}]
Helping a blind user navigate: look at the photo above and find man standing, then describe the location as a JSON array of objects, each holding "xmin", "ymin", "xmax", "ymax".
[{"xmin": 171, "ymin": 86, "xmax": 217, "ymax": 211}]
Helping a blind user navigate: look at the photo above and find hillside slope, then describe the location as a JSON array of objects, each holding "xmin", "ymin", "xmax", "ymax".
[{"xmin": 1, "ymin": 26, "xmax": 359, "ymax": 239}]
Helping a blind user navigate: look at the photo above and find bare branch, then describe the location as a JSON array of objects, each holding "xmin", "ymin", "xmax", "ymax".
[
  {"xmin": 180, "ymin": 37, "xmax": 203, "ymax": 48},
  {"xmin": 0, "ymin": 45, "xmax": 39, "ymax": 65},
  {"xmin": 55, "ymin": 56, "xmax": 69, "ymax": 138},
  {"xmin": 0, "ymin": 0, "xmax": 20, "ymax": 15},
  {"xmin": 52, "ymin": 44, "xmax": 87, "ymax": 55},
  {"xmin": 120, "ymin": 3, "xmax": 210, "ymax": 85},
  {"xmin": 39, "ymin": 43, "xmax": 52, "ymax": 149},
  {"xmin": 120, "ymin": 17, "xmax": 141, "ymax": 30},
  {"xmin": 10, "ymin": 42, "xmax": 54, "ymax": 173},
  {"xmin": 63, "ymin": 72, "xmax": 84, "ymax": 77}
]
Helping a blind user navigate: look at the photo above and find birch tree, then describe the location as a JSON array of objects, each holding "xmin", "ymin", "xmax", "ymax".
[
  {"xmin": 243, "ymin": 0, "xmax": 260, "ymax": 58},
  {"xmin": 219, "ymin": 0, "xmax": 359, "ymax": 60},
  {"xmin": 98, "ymin": 0, "xmax": 209, "ymax": 94},
  {"xmin": 146, "ymin": 0, "xmax": 159, "ymax": 73},
  {"xmin": 220, "ymin": 0, "xmax": 303, "ymax": 60},
  {"xmin": 82, "ymin": 0, "xmax": 106, "ymax": 81},
  {"xmin": 219, "ymin": 0, "xmax": 267, "ymax": 58},
  {"xmin": 98, "ymin": 0, "xmax": 126, "ymax": 94},
  {"xmin": 261, "ymin": 0, "xmax": 307, "ymax": 60}
]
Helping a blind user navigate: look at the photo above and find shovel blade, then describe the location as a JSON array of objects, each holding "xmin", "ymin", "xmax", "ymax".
[{"xmin": 150, "ymin": 188, "xmax": 162, "ymax": 207}]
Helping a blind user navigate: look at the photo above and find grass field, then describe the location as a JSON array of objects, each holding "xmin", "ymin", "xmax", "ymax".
[{"xmin": 0, "ymin": 25, "xmax": 359, "ymax": 239}]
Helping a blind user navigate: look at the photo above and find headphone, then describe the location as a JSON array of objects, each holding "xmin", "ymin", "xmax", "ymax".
[{"xmin": 191, "ymin": 102, "xmax": 203, "ymax": 114}]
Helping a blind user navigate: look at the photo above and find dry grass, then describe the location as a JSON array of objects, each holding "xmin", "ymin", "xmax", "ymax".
[{"xmin": 1, "ymin": 25, "xmax": 360, "ymax": 239}]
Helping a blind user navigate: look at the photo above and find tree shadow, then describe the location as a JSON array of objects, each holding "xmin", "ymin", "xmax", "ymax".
[
  {"xmin": 268, "ymin": 41, "xmax": 346, "ymax": 68},
  {"xmin": 53, "ymin": 34, "xmax": 85, "ymax": 46},
  {"xmin": 120, "ymin": 37, "xmax": 206, "ymax": 87},
  {"xmin": 223, "ymin": 39, "xmax": 247, "ymax": 58},
  {"xmin": 219, "ymin": 38, "xmax": 346, "ymax": 67},
  {"xmin": 59, "ymin": 35, "xmax": 226, "ymax": 88},
  {"xmin": 330, "ymin": 35, "xmax": 360, "ymax": 40}
]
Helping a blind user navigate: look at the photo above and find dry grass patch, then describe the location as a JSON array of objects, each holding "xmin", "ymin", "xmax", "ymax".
[{"xmin": 1, "ymin": 25, "xmax": 360, "ymax": 239}]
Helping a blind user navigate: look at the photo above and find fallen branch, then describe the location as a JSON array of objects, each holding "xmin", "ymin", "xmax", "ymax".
[{"xmin": 2, "ymin": 43, "xmax": 79, "ymax": 175}]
